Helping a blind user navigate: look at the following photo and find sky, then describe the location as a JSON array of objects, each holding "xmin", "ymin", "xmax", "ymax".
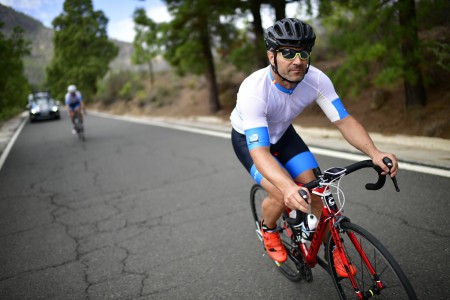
[
  {"xmin": 0, "ymin": 0, "xmax": 304, "ymax": 43},
  {"xmin": 0, "ymin": 0, "xmax": 171, "ymax": 42}
]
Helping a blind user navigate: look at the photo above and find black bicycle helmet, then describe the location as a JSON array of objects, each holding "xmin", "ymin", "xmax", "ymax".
[{"xmin": 264, "ymin": 18, "xmax": 316, "ymax": 51}]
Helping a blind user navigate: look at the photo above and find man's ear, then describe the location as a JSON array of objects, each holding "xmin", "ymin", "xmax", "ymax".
[{"xmin": 267, "ymin": 51, "xmax": 275, "ymax": 65}]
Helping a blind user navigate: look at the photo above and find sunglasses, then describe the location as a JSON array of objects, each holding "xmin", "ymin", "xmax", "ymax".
[{"xmin": 277, "ymin": 49, "xmax": 311, "ymax": 61}]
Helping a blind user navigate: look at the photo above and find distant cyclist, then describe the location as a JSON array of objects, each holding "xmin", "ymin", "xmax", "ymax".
[
  {"xmin": 65, "ymin": 84, "xmax": 84, "ymax": 134},
  {"xmin": 230, "ymin": 18, "xmax": 398, "ymax": 268}
]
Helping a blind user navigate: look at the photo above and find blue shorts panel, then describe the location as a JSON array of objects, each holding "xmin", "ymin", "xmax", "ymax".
[
  {"xmin": 284, "ymin": 151, "xmax": 318, "ymax": 179},
  {"xmin": 69, "ymin": 103, "xmax": 81, "ymax": 111},
  {"xmin": 249, "ymin": 165, "xmax": 264, "ymax": 184}
]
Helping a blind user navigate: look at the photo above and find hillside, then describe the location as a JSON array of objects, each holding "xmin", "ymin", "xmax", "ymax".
[
  {"xmin": 0, "ymin": 4, "xmax": 53, "ymax": 85},
  {"xmin": 92, "ymin": 64, "xmax": 450, "ymax": 139},
  {"xmin": 2, "ymin": 3, "xmax": 449, "ymax": 139},
  {"xmin": 0, "ymin": 4, "xmax": 150, "ymax": 86}
]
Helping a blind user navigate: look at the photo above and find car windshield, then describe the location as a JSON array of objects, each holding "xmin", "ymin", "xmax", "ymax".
[{"xmin": 35, "ymin": 98, "xmax": 50, "ymax": 105}]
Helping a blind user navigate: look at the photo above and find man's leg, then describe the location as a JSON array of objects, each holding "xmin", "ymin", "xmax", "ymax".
[
  {"xmin": 260, "ymin": 168, "xmax": 322, "ymax": 228},
  {"xmin": 69, "ymin": 110, "xmax": 74, "ymax": 124},
  {"xmin": 75, "ymin": 107, "xmax": 83, "ymax": 123},
  {"xmin": 258, "ymin": 170, "xmax": 291, "ymax": 263},
  {"xmin": 68, "ymin": 110, "xmax": 77, "ymax": 133},
  {"xmin": 259, "ymin": 177, "xmax": 285, "ymax": 228}
]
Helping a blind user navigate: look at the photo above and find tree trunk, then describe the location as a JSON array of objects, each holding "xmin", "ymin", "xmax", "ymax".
[
  {"xmin": 271, "ymin": 0, "xmax": 286, "ymax": 21},
  {"xmin": 200, "ymin": 27, "xmax": 221, "ymax": 113},
  {"xmin": 398, "ymin": 0, "xmax": 427, "ymax": 107},
  {"xmin": 147, "ymin": 60, "xmax": 154, "ymax": 87},
  {"xmin": 250, "ymin": 0, "xmax": 268, "ymax": 69}
]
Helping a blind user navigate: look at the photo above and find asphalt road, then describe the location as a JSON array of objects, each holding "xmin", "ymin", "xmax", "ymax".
[{"xmin": 0, "ymin": 111, "xmax": 449, "ymax": 299}]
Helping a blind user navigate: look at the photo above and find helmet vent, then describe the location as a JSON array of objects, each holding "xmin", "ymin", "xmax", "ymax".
[{"xmin": 294, "ymin": 22, "xmax": 301, "ymax": 38}]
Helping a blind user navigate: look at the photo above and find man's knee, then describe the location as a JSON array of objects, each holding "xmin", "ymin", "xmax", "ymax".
[{"xmin": 263, "ymin": 192, "xmax": 283, "ymax": 207}]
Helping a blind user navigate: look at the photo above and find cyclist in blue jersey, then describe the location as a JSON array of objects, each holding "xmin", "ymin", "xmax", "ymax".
[
  {"xmin": 65, "ymin": 84, "xmax": 85, "ymax": 134},
  {"xmin": 230, "ymin": 18, "xmax": 398, "ymax": 264}
]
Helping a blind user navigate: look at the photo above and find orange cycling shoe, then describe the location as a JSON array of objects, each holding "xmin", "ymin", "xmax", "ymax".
[
  {"xmin": 333, "ymin": 248, "xmax": 357, "ymax": 278},
  {"xmin": 260, "ymin": 221, "xmax": 287, "ymax": 263}
]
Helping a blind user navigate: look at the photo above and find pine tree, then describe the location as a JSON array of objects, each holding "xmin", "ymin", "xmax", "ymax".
[
  {"xmin": 0, "ymin": 23, "xmax": 30, "ymax": 120},
  {"xmin": 46, "ymin": 0, "xmax": 118, "ymax": 101}
]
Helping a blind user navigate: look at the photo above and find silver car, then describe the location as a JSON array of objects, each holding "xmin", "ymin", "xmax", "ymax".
[{"xmin": 28, "ymin": 92, "xmax": 61, "ymax": 122}]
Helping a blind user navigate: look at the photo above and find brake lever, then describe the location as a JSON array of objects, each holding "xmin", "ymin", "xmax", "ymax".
[{"xmin": 382, "ymin": 157, "xmax": 400, "ymax": 192}]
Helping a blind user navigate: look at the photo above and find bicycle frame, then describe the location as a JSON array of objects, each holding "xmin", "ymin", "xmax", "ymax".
[
  {"xmin": 72, "ymin": 109, "xmax": 85, "ymax": 141},
  {"xmin": 283, "ymin": 183, "xmax": 387, "ymax": 298},
  {"xmin": 287, "ymin": 185, "xmax": 339, "ymax": 269},
  {"xmin": 251, "ymin": 158, "xmax": 414, "ymax": 299}
]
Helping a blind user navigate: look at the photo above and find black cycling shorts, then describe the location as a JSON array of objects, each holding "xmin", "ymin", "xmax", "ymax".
[{"xmin": 231, "ymin": 125, "xmax": 318, "ymax": 184}]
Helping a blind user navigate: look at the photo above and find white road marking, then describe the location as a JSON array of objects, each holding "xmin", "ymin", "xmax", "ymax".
[
  {"xmin": 0, "ymin": 118, "xmax": 27, "ymax": 171},
  {"xmin": 0, "ymin": 112, "xmax": 442, "ymax": 178},
  {"xmin": 41, "ymin": 111, "xmax": 450, "ymax": 178}
]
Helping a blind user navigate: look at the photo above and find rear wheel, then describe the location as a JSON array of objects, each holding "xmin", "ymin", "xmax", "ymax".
[
  {"xmin": 326, "ymin": 221, "xmax": 417, "ymax": 299},
  {"xmin": 250, "ymin": 184, "xmax": 305, "ymax": 282}
]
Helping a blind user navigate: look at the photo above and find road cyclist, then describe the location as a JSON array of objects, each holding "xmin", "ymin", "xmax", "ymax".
[
  {"xmin": 230, "ymin": 17, "xmax": 399, "ymax": 285},
  {"xmin": 65, "ymin": 84, "xmax": 85, "ymax": 140}
]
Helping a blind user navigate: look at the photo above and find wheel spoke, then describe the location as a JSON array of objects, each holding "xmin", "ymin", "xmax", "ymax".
[{"xmin": 328, "ymin": 222, "xmax": 416, "ymax": 299}]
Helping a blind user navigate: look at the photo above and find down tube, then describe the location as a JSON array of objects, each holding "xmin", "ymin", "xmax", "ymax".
[{"xmin": 303, "ymin": 213, "xmax": 329, "ymax": 267}]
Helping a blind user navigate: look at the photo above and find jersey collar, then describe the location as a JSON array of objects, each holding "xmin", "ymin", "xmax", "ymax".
[{"xmin": 268, "ymin": 68, "xmax": 298, "ymax": 94}]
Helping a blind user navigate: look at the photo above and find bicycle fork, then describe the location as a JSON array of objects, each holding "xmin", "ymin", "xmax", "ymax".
[
  {"xmin": 332, "ymin": 225, "xmax": 385, "ymax": 299},
  {"xmin": 347, "ymin": 231, "xmax": 385, "ymax": 299}
]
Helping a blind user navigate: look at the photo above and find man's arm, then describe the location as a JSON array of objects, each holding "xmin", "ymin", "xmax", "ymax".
[
  {"xmin": 334, "ymin": 115, "xmax": 398, "ymax": 176},
  {"xmin": 250, "ymin": 146, "xmax": 310, "ymax": 212},
  {"xmin": 77, "ymin": 92, "xmax": 85, "ymax": 111}
]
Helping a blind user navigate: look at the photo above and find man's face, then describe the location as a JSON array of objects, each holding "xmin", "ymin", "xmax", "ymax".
[{"xmin": 268, "ymin": 47, "xmax": 310, "ymax": 83}]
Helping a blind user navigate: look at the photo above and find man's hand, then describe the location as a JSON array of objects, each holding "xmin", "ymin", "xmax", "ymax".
[
  {"xmin": 283, "ymin": 185, "xmax": 311, "ymax": 213},
  {"xmin": 372, "ymin": 152, "xmax": 398, "ymax": 177}
]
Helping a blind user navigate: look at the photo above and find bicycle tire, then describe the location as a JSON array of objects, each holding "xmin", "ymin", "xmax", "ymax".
[
  {"xmin": 74, "ymin": 113, "xmax": 85, "ymax": 141},
  {"xmin": 326, "ymin": 221, "xmax": 417, "ymax": 299},
  {"xmin": 250, "ymin": 184, "xmax": 303, "ymax": 282}
]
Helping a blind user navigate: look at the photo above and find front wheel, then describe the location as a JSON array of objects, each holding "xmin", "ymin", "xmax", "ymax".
[
  {"xmin": 250, "ymin": 184, "xmax": 305, "ymax": 282},
  {"xmin": 326, "ymin": 221, "xmax": 417, "ymax": 299},
  {"xmin": 74, "ymin": 117, "xmax": 85, "ymax": 141}
]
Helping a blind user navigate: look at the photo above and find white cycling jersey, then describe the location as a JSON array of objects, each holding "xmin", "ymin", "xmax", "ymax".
[
  {"xmin": 230, "ymin": 65, "xmax": 349, "ymax": 144},
  {"xmin": 65, "ymin": 91, "xmax": 83, "ymax": 107}
]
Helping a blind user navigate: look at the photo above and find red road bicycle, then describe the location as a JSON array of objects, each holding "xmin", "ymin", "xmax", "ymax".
[{"xmin": 250, "ymin": 158, "xmax": 417, "ymax": 299}]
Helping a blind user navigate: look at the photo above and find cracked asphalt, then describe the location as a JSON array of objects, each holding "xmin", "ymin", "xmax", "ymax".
[
  {"xmin": 0, "ymin": 112, "xmax": 247, "ymax": 299},
  {"xmin": 0, "ymin": 111, "xmax": 449, "ymax": 299}
]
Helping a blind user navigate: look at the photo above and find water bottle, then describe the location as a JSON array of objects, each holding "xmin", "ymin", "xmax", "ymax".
[
  {"xmin": 288, "ymin": 210, "xmax": 318, "ymax": 243},
  {"xmin": 287, "ymin": 190, "xmax": 318, "ymax": 243}
]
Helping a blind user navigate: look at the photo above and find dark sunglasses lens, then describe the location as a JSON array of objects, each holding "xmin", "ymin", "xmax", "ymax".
[
  {"xmin": 300, "ymin": 50, "xmax": 309, "ymax": 59},
  {"xmin": 281, "ymin": 49, "xmax": 296, "ymax": 59}
]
